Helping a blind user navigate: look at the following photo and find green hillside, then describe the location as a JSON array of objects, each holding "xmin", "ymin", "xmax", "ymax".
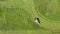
[{"xmin": 0, "ymin": 0, "xmax": 60, "ymax": 34}]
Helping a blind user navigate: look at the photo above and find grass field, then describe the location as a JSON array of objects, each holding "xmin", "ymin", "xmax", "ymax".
[{"xmin": 0, "ymin": 0, "xmax": 60, "ymax": 34}]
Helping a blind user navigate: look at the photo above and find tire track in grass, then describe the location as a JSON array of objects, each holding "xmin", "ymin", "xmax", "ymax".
[
  {"xmin": 32, "ymin": 0, "xmax": 50, "ymax": 26},
  {"xmin": 32, "ymin": 0, "xmax": 60, "ymax": 32},
  {"xmin": 31, "ymin": 0, "xmax": 53, "ymax": 32},
  {"xmin": 32, "ymin": 0, "xmax": 57, "ymax": 32}
]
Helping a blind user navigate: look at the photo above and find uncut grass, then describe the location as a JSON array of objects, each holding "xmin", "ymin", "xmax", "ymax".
[{"xmin": 0, "ymin": 2, "xmax": 41, "ymax": 31}]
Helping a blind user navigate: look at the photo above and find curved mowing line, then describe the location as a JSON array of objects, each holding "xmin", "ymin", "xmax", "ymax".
[
  {"xmin": 32, "ymin": 0, "xmax": 60, "ymax": 23},
  {"xmin": 31, "ymin": 3, "xmax": 51, "ymax": 26},
  {"xmin": 37, "ymin": 10, "xmax": 60, "ymax": 22},
  {"xmin": 35, "ymin": 6, "xmax": 60, "ymax": 23},
  {"xmin": 32, "ymin": 4, "xmax": 60, "ymax": 22},
  {"xmin": 31, "ymin": 1, "xmax": 51, "ymax": 23},
  {"xmin": 38, "ymin": 11, "xmax": 60, "ymax": 22},
  {"xmin": 32, "ymin": 2, "xmax": 49, "ymax": 24}
]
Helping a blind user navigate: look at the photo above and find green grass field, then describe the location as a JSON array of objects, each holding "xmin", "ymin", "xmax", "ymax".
[{"xmin": 0, "ymin": 0, "xmax": 60, "ymax": 34}]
